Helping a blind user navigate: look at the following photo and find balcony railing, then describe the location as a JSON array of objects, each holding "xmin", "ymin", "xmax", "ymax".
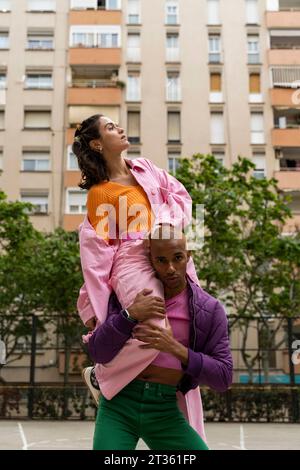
[
  {"xmin": 271, "ymin": 44, "xmax": 300, "ymax": 50},
  {"xmin": 72, "ymin": 79, "xmax": 117, "ymax": 88}
]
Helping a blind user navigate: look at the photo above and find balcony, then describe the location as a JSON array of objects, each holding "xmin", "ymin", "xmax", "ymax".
[
  {"xmin": 63, "ymin": 214, "xmax": 85, "ymax": 232},
  {"xmin": 64, "ymin": 171, "xmax": 81, "ymax": 188},
  {"xmin": 272, "ymin": 128, "xmax": 300, "ymax": 146},
  {"xmin": 270, "ymin": 88, "xmax": 299, "ymax": 106},
  {"xmin": 266, "ymin": 11, "xmax": 300, "ymax": 29},
  {"xmin": 69, "ymin": 10, "xmax": 121, "ymax": 25},
  {"xmin": 67, "ymin": 86, "xmax": 121, "ymax": 105},
  {"xmin": 268, "ymin": 49, "xmax": 300, "ymax": 65},
  {"xmin": 69, "ymin": 47, "xmax": 121, "ymax": 66},
  {"xmin": 275, "ymin": 171, "xmax": 300, "ymax": 190}
]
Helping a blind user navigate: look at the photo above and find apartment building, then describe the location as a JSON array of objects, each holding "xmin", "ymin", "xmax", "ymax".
[
  {"xmin": 0, "ymin": 0, "xmax": 299, "ymax": 233},
  {"xmin": 0, "ymin": 0, "xmax": 70, "ymax": 232},
  {"xmin": 62, "ymin": 0, "xmax": 300, "ymax": 233}
]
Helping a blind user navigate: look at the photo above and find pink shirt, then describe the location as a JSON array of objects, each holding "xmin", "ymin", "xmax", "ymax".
[{"xmin": 152, "ymin": 288, "xmax": 189, "ymax": 369}]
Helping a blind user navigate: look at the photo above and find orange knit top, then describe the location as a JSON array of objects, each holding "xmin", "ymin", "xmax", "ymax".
[{"xmin": 87, "ymin": 181, "xmax": 154, "ymax": 241}]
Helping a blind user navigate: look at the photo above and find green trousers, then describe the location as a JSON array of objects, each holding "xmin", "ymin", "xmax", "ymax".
[{"xmin": 93, "ymin": 379, "xmax": 209, "ymax": 450}]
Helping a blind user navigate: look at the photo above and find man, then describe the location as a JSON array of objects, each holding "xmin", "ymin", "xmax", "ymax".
[{"xmin": 83, "ymin": 226, "xmax": 232, "ymax": 449}]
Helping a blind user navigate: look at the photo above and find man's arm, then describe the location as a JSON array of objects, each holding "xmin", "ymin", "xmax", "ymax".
[
  {"xmin": 181, "ymin": 301, "xmax": 233, "ymax": 392},
  {"xmin": 88, "ymin": 309, "xmax": 136, "ymax": 364},
  {"xmin": 88, "ymin": 289, "xmax": 166, "ymax": 364}
]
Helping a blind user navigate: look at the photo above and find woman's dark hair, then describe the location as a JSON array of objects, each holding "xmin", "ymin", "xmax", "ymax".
[{"xmin": 72, "ymin": 114, "xmax": 109, "ymax": 190}]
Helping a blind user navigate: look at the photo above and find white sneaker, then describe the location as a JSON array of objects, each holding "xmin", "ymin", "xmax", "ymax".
[{"xmin": 82, "ymin": 366, "xmax": 101, "ymax": 407}]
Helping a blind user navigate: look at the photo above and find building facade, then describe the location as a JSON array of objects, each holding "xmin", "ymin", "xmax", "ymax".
[{"xmin": 0, "ymin": 0, "xmax": 299, "ymax": 232}]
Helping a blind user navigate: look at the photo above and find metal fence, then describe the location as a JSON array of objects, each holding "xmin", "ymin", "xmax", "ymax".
[{"xmin": 0, "ymin": 314, "xmax": 299, "ymax": 422}]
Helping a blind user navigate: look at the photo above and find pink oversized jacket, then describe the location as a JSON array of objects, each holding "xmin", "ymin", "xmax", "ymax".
[{"xmin": 77, "ymin": 157, "xmax": 206, "ymax": 442}]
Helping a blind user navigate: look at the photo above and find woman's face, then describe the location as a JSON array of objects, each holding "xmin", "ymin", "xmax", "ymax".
[{"xmin": 98, "ymin": 116, "xmax": 130, "ymax": 154}]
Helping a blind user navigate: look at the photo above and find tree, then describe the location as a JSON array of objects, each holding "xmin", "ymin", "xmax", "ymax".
[
  {"xmin": 33, "ymin": 228, "xmax": 85, "ymax": 417},
  {"xmin": 176, "ymin": 155, "xmax": 300, "ymax": 382},
  {"xmin": 0, "ymin": 191, "xmax": 43, "ymax": 369}
]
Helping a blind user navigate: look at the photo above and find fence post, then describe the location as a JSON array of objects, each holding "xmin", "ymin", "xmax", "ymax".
[
  {"xmin": 28, "ymin": 314, "xmax": 37, "ymax": 419},
  {"xmin": 287, "ymin": 317, "xmax": 299, "ymax": 423}
]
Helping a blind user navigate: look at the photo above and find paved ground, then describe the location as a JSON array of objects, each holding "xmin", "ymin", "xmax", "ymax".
[{"xmin": 1, "ymin": 421, "xmax": 299, "ymax": 450}]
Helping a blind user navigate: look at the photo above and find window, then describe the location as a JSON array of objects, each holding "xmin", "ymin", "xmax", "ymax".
[
  {"xmin": 209, "ymin": 35, "xmax": 221, "ymax": 63},
  {"xmin": 106, "ymin": 0, "xmax": 120, "ymax": 9},
  {"xmin": 246, "ymin": 0, "xmax": 259, "ymax": 24},
  {"xmin": 127, "ymin": 111, "xmax": 140, "ymax": 144},
  {"xmin": 212, "ymin": 150, "xmax": 225, "ymax": 165},
  {"xmin": 166, "ymin": 1, "xmax": 178, "ymax": 25},
  {"xmin": 210, "ymin": 112, "xmax": 224, "ymax": 144},
  {"xmin": 0, "ymin": 1, "xmax": 10, "ymax": 11},
  {"xmin": 249, "ymin": 73, "xmax": 262, "ymax": 102},
  {"xmin": 279, "ymin": 0, "xmax": 299, "ymax": 11},
  {"xmin": 252, "ymin": 153, "xmax": 266, "ymax": 179},
  {"xmin": 27, "ymin": 31, "xmax": 54, "ymax": 49},
  {"xmin": 248, "ymin": 35, "xmax": 260, "ymax": 64},
  {"xmin": 270, "ymin": 29, "xmax": 300, "ymax": 50},
  {"xmin": 288, "ymin": 192, "xmax": 300, "ymax": 213},
  {"xmin": 70, "ymin": 26, "xmax": 120, "ymax": 48},
  {"xmin": 127, "ymin": 33, "xmax": 140, "ymax": 62},
  {"xmin": 21, "ymin": 193, "xmax": 49, "ymax": 215},
  {"xmin": 168, "ymin": 111, "xmax": 181, "ymax": 143},
  {"xmin": 0, "ymin": 110, "xmax": 4, "ymax": 129},
  {"xmin": 24, "ymin": 111, "xmax": 51, "ymax": 129},
  {"xmin": 71, "ymin": 32, "xmax": 94, "ymax": 48},
  {"xmin": 0, "ymin": 32, "xmax": 9, "ymax": 49},
  {"xmin": 166, "ymin": 33, "xmax": 179, "ymax": 62},
  {"xmin": 25, "ymin": 73, "xmax": 52, "ymax": 89},
  {"xmin": 210, "ymin": 72, "xmax": 222, "ymax": 102},
  {"xmin": 27, "ymin": 0, "xmax": 56, "ymax": 11},
  {"xmin": 207, "ymin": 0, "xmax": 220, "ymax": 25},
  {"xmin": 0, "ymin": 149, "xmax": 3, "ymax": 171},
  {"xmin": 98, "ymin": 33, "xmax": 118, "ymax": 47},
  {"xmin": 66, "ymin": 188, "xmax": 87, "ymax": 214},
  {"xmin": 0, "ymin": 73, "xmax": 6, "ymax": 89},
  {"xmin": 250, "ymin": 112, "xmax": 265, "ymax": 144},
  {"xmin": 71, "ymin": 0, "xmax": 97, "ymax": 8},
  {"xmin": 127, "ymin": 73, "xmax": 140, "ymax": 101},
  {"xmin": 272, "ymin": 67, "xmax": 300, "ymax": 88},
  {"xmin": 128, "ymin": 0, "xmax": 140, "ymax": 24},
  {"xmin": 67, "ymin": 145, "xmax": 79, "ymax": 170},
  {"xmin": 266, "ymin": 0, "xmax": 279, "ymax": 10},
  {"xmin": 168, "ymin": 153, "xmax": 181, "ymax": 175},
  {"xmin": 22, "ymin": 152, "xmax": 50, "ymax": 172},
  {"xmin": 166, "ymin": 72, "xmax": 181, "ymax": 101},
  {"xmin": 127, "ymin": 151, "xmax": 140, "ymax": 159}
]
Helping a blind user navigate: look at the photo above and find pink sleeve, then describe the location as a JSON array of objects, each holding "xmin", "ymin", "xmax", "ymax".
[
  {"xmin": 146, "ymin": 160, "xmax": 192, "ymax": 229},
  {"xmin": 78, "ymin": 228, "xmax": 118, "ymax": 326}
]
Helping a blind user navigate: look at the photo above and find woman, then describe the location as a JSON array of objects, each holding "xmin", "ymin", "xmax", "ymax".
[{"xmin": 73, "ymin": 114, "xmax": 207, "ymax": 449}]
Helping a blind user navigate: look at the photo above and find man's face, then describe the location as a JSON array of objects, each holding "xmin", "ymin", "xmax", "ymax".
[{"xmin": 150, "ymin": 237, "xmax": 190, "ymax": 291}]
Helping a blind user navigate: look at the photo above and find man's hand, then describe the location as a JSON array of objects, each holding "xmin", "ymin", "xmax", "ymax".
[
  {"xmin": 127, "ymin": 289, "xmax": 165, "ymax": 323},
  {"xmin": 85, "ymin": 317, "xmax": 97, "ymax": 330},
  {"xmin": 132, "ymin": 317, "xmax": 176, "ymax": 353},
  {"xmin": 133, "ymin": 318, "xmax": 189, "ymax": 365}
]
